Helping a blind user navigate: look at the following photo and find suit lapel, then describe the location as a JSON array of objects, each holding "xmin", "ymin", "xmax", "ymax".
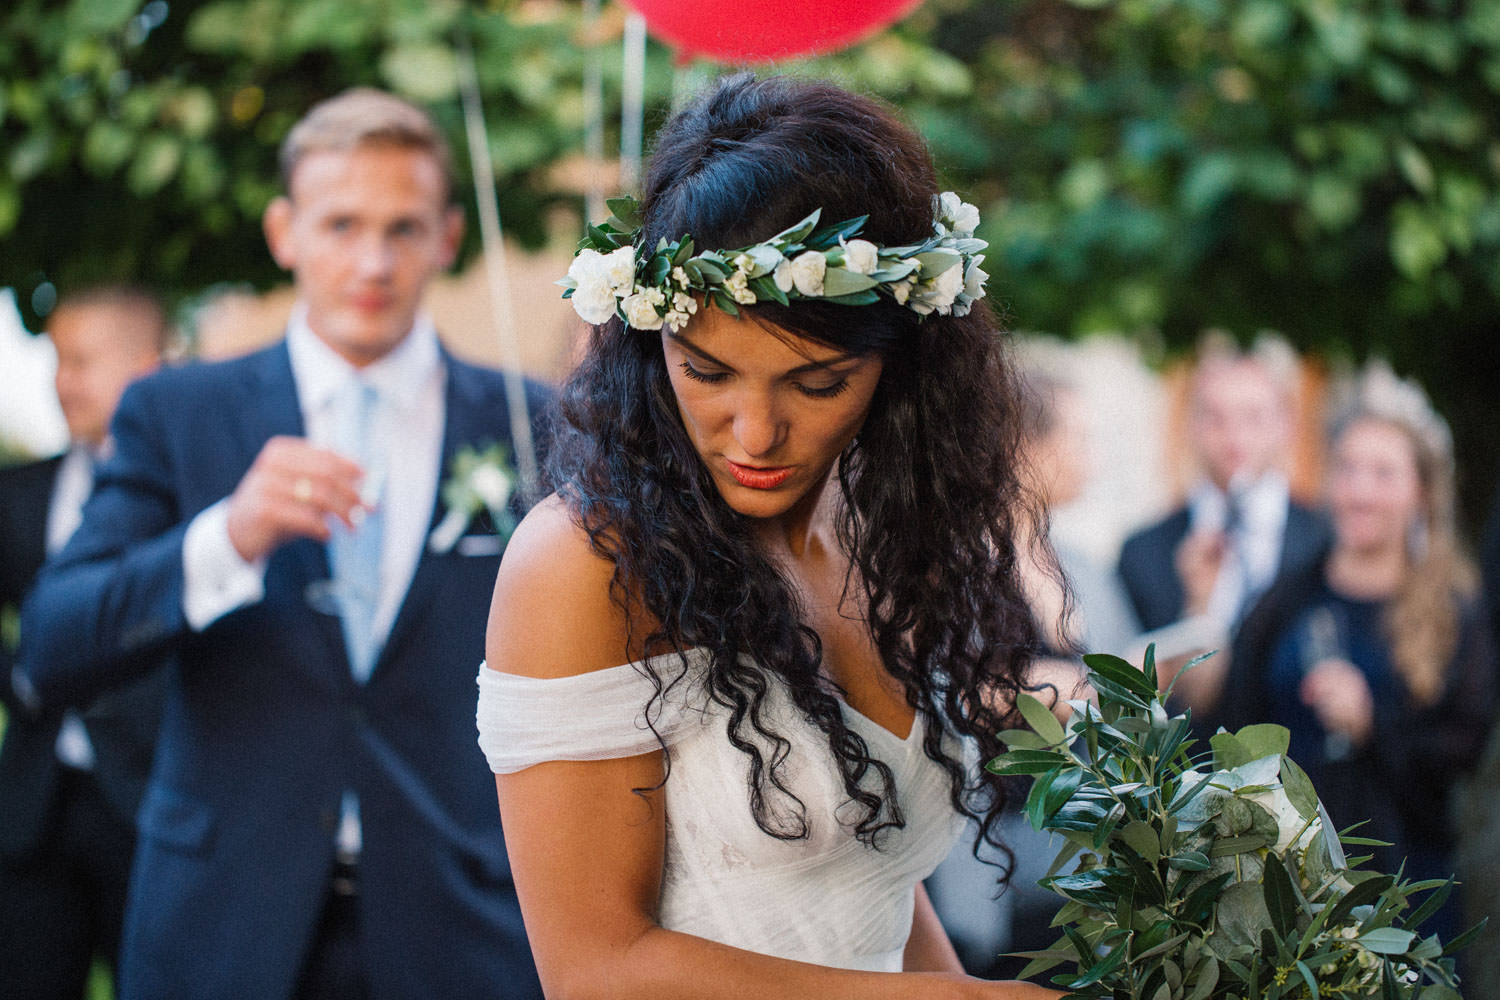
[{"xmin": 375, "ymin": 354, "xmax": 505, "ymax": 678}]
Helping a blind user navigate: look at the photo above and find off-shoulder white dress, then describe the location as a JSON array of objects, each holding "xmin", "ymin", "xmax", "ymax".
[{"xmin": 476, "ymin": 649, "xmax": 967, "ymax": 972}]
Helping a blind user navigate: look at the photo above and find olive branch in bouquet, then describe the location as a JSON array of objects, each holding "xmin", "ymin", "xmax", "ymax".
[{"xmin": 987, "ymin": 646, "xmax": 1482, "ymax": 1000}]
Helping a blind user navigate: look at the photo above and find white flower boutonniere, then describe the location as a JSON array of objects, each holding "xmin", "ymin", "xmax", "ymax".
[{"xmin": 428, "ymin": 443, "xmax": 518, "ymax": 554}]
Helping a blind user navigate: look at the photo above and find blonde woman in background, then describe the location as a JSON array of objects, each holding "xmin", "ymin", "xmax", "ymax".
[{"xmin": 1214, "ymin": 362, "xmax": 1495, "ymax": 944}]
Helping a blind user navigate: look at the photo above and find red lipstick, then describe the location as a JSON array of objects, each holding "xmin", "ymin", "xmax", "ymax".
[{"xmin": 727, "ymin": 460, "xmax": 792, "ymax": 490}]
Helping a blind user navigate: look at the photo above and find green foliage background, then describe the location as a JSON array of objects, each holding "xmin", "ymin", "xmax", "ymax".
[{"xmin": 4, "ymin": 0, "xmax": 1499, "ymax": 525}]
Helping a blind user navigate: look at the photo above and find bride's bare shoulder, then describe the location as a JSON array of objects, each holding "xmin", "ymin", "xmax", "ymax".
[{"xmin": 485, "ymin": 494, "xmax": 648, "ymax": 679}]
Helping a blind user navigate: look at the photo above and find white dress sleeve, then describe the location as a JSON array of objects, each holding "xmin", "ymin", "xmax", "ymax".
[{"xmin": 475, "ymin": 652, "xmax": 709, "ymax": 774}]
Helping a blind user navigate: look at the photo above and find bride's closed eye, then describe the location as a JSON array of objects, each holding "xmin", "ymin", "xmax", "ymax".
[
  {"xmin": 678, "ymin": 360, "xmax": 729, "ymax": 384},
  {"xmin": 794, "ymin": 378, "xmax": 851, "ymax": 399}
]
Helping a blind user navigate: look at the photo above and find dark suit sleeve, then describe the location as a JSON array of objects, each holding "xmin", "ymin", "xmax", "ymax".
[{"xmin": 18, "ymin": 379, "xmax": 192, "ymax": 709}]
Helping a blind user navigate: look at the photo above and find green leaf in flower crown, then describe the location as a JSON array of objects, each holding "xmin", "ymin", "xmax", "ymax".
[
  {"xmin": 819, "ymin": 266, "xmax": 880, "ymax": 298},
  {"xmin": 769, "ymin": 209, "xmax": 821, "ymax": 247},
  {"xmin": 822, "ymin": 290, "xmax": 882, "ymax": 306},
  {"xmin": 1017, "ymin": 691, "xmax": 1068, "ymax": 746},
  {"xmin": 748, "ymin": 274, "xmax": 789, "ymax": 305},
  {"xmin": 708, "ymin": 290, "xmax": 739, "ymax": 316},
  {"xmin": 671, "ymin": 238, "xmax": 696, "ymax": 267},
  {"xmin": 808, "ymin": 214, "xmax": 869, "ymax": 247},
  {"xmin": 604, "ymin": 196, "xmax": 642, "ymax": 231}
]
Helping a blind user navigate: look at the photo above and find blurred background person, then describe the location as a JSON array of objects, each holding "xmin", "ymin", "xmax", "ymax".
[
  {"xmin": 1117, "ymin": 334, "xmax": 1327, "ymax": 709},
  {"xmin": 0, "ymin": 285, "xmax": 168, "ymax": 1000},
  {"xmin": 1216, "ymin": 362, "xmax": 1495, "ymax": 944},
  {"xmin": 927, "ymin": 369, "xmax": 1131, "ymax": 978}
]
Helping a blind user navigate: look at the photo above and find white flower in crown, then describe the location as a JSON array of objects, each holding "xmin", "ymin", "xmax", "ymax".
[
  {"xmin": 621, "ymin": 288, "xmax": 667, "ymax": 331},
  {"xmin": 909, "ymin": 255, "xmax": 966, "ymax": 315},
  {"xmin": 936, "ymin": 191, "xmax": 981, "ymax": 238},
  {"xmin": 428, "ymin": 443, "xmax": 519, "ymax": 554},
  {"xmin": 841, "ymin": 237, "xmax": 880, "ymax": 275},
  {"xmin": 565, "ymin": 246, "xmax": 636, "ymax": 325},
  {"xmin": 787, "ymin": 251, "xmax": 827, "ymax": 296}
]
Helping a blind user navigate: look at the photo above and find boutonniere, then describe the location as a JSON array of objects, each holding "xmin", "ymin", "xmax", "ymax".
[{"xmin": 428, "ymin": 443, "xmax": 519, "ymax": 553}]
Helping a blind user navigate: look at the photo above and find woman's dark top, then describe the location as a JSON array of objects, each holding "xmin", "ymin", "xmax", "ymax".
[{"xmin": 1213, "ymin": 555, "xmax": 1495, "ymax": 899}]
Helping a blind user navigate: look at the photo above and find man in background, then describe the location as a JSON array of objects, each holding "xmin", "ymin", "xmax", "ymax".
[
  {"xmin": 1117, "ymin": 336, "xmax": 1328, "ymax": 707},
  {"xmin": 0, "ymin": 286, "xmax": 167, "ymax": 999},
  {"xmin": 19, "ymin": 89, "xmax": 546, "ymax": 999}
]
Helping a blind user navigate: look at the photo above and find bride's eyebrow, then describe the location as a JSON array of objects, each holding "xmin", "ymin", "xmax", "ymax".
[{"xmin": 673, "ymin": 334, "xmax": 858, "ymax": 374}]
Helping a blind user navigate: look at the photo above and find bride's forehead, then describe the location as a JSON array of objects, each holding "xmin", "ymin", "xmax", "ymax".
[{"xmin": 667, "ymin": 309, "xmax": 850, "ymax": 369}]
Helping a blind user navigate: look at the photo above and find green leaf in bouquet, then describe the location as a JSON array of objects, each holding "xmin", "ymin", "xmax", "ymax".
[
  {"xmin": 1081, "ymin": 652, "xmax": 1160, "ymax": 700},
  {"xmin": 1292, "ymin": 959, "xmax": 1320, "ymax": 1000},
  {"xmin": 1210, "ymin": 723, "xmax": 1291, "ymax": 769},
  {"xmin": 1358, "ymin": 927, "xmax": 1416, "ymax": 954},
  {"xmin": 1121, "ymin": 819, "xmax": 1161, "ymax": 863},
  {"xmin": 1011, "ymin": 941, "xmax": 1074, "ymax": 981},
  {"xmin": 1408, "ymin": 932, "xmax": 1444, "ymax": 962},
  {"xmin": 1443, "ymin": 916, "xmax": 1489, "ymax": 955},
  {"xmin": 1260, "ymin": 851, "xmax": 1301, "ymax": 939},
  {"xmin": 985, "ymin": 748, "xmax": 1064, "ymax": 775},
  {"xmin": 1168, "ymin": 849, "xmax": 1212, "ymax": 872},
  {"xmin": 997, "ymin": 727, "xmax": 1051, "ymax": 750},
  {"xmin": 1186, "ymin": 951, "xmax": 1219, "ymax": 1000},
  {"xmin": 1209, "ymin": 833, "xmax": 1273, "ymax": 856},
  {"xmin": 1404, "ymin": 878, "xmax": 1454, "ymax": 930},
  {"xmin": 1016, "ymin": 691, "xmax": 1068, "ymax": 746},
  {"xmin": 1066, "ymin": 926, "xmax": 1131, "ymax": 988},
  {"xmin": 1044, "ymin": 869, "xmax": 1118, "ymax": 908},
  {"xmin": 1279, "ymin": 754, "xmax": 1319, "ymax": 819},
  {"xmin": 1324, "ymin": 872, "xmax": 1395, "ymax": 930},
  {"xmin": 1180, "ymin": 870, "xmax": 1232, "ymax": 925}
]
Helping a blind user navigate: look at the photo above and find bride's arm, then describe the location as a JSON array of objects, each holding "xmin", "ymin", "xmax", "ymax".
[
  {"xmin": 486, "ymin": 500, "xmax": 1059, "ymax": 1000},
  {"xmin": 904, "ymin": 883, "xmax": 964, "ymax": 973}
]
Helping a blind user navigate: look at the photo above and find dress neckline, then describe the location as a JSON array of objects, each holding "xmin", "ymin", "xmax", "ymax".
[{"xmin": 839, "ymin": 698, "xmax": 920, "ymax": 745}]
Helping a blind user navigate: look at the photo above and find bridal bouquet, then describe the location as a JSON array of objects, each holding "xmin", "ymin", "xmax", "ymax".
[{"xmin": 988, "ymin": 648, "xmax": 1477, "ymax": 999}]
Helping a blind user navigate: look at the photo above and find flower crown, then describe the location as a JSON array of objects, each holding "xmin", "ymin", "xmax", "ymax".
[{"xmin": 559, "ymin": 192, "xmax": 989, "ymax": 332}]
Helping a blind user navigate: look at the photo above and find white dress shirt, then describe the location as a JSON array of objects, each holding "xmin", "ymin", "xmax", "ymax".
[
  {"xmin": 1187, "ymin": 470, "xmax": 1291, "ymax": 626},
  {"xmin": 48, "ymin": 444, "xmax": 101, "ymax": 769},
  {"xmin": 181, "ymin": 306, "xmax": 446, "ymax": 639}
]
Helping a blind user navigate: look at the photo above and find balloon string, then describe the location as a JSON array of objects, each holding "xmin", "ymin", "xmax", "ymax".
[{"xmin": 455, "ymin": 27, "xmax": 541, "ymax": 501}]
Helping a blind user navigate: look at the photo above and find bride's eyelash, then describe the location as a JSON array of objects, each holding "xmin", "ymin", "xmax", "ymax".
[
  {"xmin": 797, "ymin": 379, "xmax": 851, "ymax": 399},
  {"xmin": 678, "ymin": 359, "xmax": 851, "ymax": 398},
  {"xmin": 679, "ymin": 360, "xmax": 728, "ymax": 384}
]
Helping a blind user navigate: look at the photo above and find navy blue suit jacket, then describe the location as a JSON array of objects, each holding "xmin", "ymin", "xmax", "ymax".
[
  {"xmin": 20, "ymin": 342, "xmax": 546, "ymax": 1000},
  {"xmin": 1117, "ymin": 499, "xmax": 1329, "ymax": 633},
  {"xmin": 0, "ymin": 455, "xmax": 162, "ymax": 859}
]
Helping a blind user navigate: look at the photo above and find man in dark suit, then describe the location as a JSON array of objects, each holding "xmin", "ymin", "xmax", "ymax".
[
  {"xmin": 1117, "ymin": 339, "xmax": 1327, "ymax": 704},
  {"xmin": 0, "ymin": 285, "xmax": 167, "ymax": 1000},
  {"xmin": 19, "ymin": 89, "xmax": 546, "ymax": 1000}
]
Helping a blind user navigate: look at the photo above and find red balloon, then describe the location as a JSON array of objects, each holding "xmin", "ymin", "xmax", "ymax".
[{"xmin": 622, "ymin": 0, "xmax": 924, "ymax": 63}]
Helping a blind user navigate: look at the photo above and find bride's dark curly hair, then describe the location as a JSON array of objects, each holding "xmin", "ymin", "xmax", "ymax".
[{"xmin": 550, "ymin": 73, "xmax": 1044, "ymax": 856}]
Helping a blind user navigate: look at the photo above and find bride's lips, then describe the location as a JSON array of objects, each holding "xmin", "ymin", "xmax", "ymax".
[{"xmin": 726, "ymin": 460, "xmax": 793, "ymax": 490}]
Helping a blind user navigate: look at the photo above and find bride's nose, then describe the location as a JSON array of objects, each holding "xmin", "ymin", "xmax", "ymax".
[{"xmin": 731, "ymin": 390, "xmax": 786, "ymax": 458}]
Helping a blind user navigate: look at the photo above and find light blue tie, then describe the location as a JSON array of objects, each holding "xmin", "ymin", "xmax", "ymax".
[{"xmin": 328, "ymin": 379, "xmax": 385, "ymax": 683}]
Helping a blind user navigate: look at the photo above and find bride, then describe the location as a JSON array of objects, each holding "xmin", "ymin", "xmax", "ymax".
[{"xmin": 478, "ymin": 73, "xmax": 1061, "ymax": 998}]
